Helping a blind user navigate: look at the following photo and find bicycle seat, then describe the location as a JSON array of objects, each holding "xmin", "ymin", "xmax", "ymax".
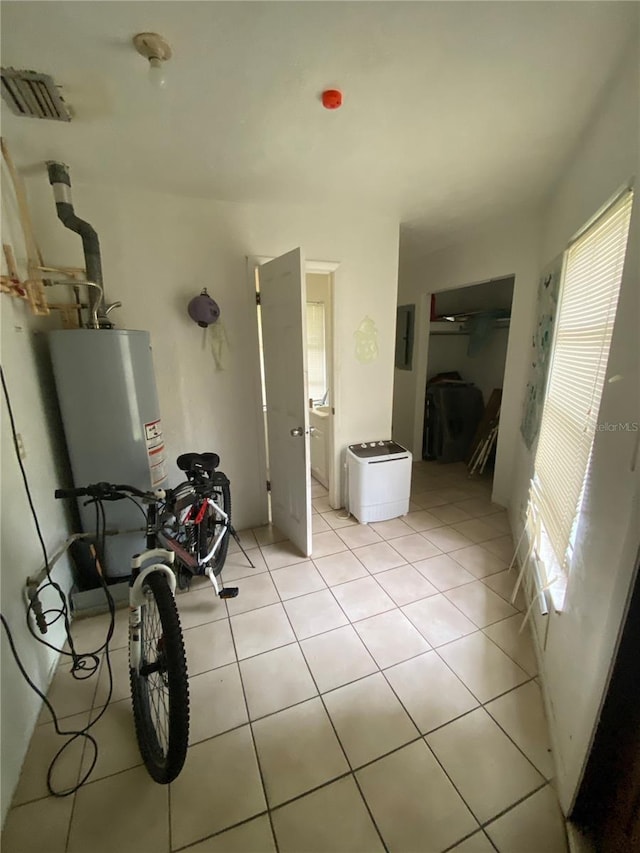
[{"xmin": 176, "ymin": 452, "xmax": 220, "ymax": 476}]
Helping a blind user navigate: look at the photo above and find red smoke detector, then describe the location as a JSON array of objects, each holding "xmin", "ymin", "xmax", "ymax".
[{"xmin": 322, "ymin": 89, "xmax": 343, "ymax": 110}]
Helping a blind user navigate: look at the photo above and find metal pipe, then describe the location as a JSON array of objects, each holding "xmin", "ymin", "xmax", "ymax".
[
  {"xmin": 44, "ymin": 279, "xmax": 104, "ymax": 329},
  {"xmin": 73, "ymin": 284, "xmax": 83, "ymax": 328},
  {"xmin": 104, "ymin": 301, "xmax": 122, "ymax": 316},
  {"xmin": 46, "ymin": 161, "xmax": 108, "ymax": 326},
  {"xmin": 26, "ymin": 528, "xmax": 145, "ymax": 592}
]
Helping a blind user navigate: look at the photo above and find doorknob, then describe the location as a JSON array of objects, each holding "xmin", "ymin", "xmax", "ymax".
[
  {"xmin": 309, "ymin": 427, "xmax": 318, "ymax": 436},
  {"xmin": 290, "ymin": 427, "xmax": 304, "ymax": 437}
]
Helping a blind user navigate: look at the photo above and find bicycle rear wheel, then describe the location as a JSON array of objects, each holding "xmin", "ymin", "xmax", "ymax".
[
  {"xmin": 129, "ymin": 571, "xmax": 189, "ymax": 783},
  {"xmin": 198, "ymin": 478, "xmax": 231, "ymax": 576}
]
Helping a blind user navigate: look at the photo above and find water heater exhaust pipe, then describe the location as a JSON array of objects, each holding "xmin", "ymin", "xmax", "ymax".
[{"xmin": 46, "ymin": 161, "xmax": 108, "ymax": 327}]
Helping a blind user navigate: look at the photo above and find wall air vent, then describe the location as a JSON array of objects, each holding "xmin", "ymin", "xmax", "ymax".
[{"xmin": 1, "ymin": 68, "xmax": 71, "ymax": 121}]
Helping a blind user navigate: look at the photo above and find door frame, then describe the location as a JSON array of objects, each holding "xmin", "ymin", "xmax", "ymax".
[
  {"xmin": 247, "ymin": 255, "xmax": 340, "ymax": 527},
  {"xmin": 409, "ymin": 278, "xmax": 516, "ymax": 503}
]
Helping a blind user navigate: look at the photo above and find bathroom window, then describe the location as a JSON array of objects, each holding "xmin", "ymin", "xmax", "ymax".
[{"xmin": 306, "ymin": 301, "xmax": 327, "ymax": 404}]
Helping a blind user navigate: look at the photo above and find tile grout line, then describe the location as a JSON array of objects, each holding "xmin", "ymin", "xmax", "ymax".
[
  {"xmin": 38, "ymin": 665, "xmax": 541, "ymax": 804},
  {"xmin": 79, "ymin": 665, "xmax": 541, "ymax": 777},
  {"xmin": 54, "ymin": 705, "xmax": 551, "ymax": 851},
  {"xmin": 44, "ymin": 759, "xmax": 146, "ymax": 793},
  {"xmin": 218, "ymin": 541, "xmax": 515, "ymax": 616},
  {"xmin": 170, "ymin": 808, "xmax": 271, "ymax": 852},
  {"xmin": 441, "ymin": 827, "xmax": 489, "ymax": 852},
  {"xmin": 14, "ymin": 470, "xmax": 536, "ymax": 851},
  {"xmin": 418, "ymin": 730, "xmax": 489, "ymax": 830},
  {"xmin": 338, "ymin": 488, "xmax": 526, "ymax": 837},
  {"xmin": 63, "ymin": 765, "xmax": 80, "ymax": 853},
  {"xmin": 480, "ymin": 780, "xmax": 550, "ymax": 831},
  {"xmin": 421, "ymin": 633, "xmax": 550, "ymax": 775},
  {"xmin": 482, "ymin": 828, "xmax": 501, "ymax": 852},
  {"xmin": 34, "ymin": 585, "xmax": 535, "ymax": 802},
  {"xmin": 481, "ymin": 701, "xmax": 554, "ymax": 785},
  {"xmin": 225, "ymin": 603, "xmax": 281, "ymax": 853},
  {"xmin": 249, "ymin": 491, "xmax": 551, "ymax": 840},
  {"xmin": 427, "ymin": 626, "xmax": 529, "ymax": 680},
  {"xmin": 32, "ymin": 665, "xmax": 545, "ymax": 811},
  {"xmin": 351, "ymin": 645, "xmax": 493, "ymax": 839},
  {"xmin": 188, "ymin": 529, "xmax": 540, "ymax": 762},
  {"xmin": 219, "ymin": 571, "xmax": 526, "ymax": 650},
  {"xmin": 58, "ymin": 621, "xmax": 112, "ymax": 850},
  {"xmin": 267, "ymin": 770, "xmax": 354, "ymax": 816},
  {"xmin": 409, "ymin": 649, "xmax": 553, "ymax": 828},
  {"xmin": 254, "ymin": 504, "xmax": 526, "ymax": 729},
  {"xmin": 440, "ymin": 584, "xmax": 520, "ymax": 624},
  {"xmin": 262, "ymin": 557, "xmax": 391, "ymax": 853}
]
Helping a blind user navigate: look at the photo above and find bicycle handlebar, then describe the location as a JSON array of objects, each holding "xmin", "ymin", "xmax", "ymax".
[
  {"xmin": 55, "ymin": 483, "xmax": 165, "ymax": 502},
  {"xmin": 54, "ymin": 487, "xmax": 90, "ymax": 499}
]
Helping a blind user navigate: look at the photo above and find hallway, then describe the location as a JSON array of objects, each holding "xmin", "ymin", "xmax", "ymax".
[{"xmin": 3, "ymin": 462, "xmax": 567, "ymax": 852}]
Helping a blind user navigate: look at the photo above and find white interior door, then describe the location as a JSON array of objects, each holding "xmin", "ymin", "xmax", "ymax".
[{"xmin": 259, "ymin": 248, "xmax": 312, "ymax": 556}]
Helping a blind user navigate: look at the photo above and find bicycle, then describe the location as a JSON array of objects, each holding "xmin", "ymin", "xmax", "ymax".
[
  {"xmin": 54, "ymin": 452, "xmax": 250, "ymax": 784},
  {"xmin": 55, "ymin": 481, "xmax": 189, "ymax": 784},
  {"xmin": 158, "ymin": 452, "xmax": 255, "ymax": 599}
]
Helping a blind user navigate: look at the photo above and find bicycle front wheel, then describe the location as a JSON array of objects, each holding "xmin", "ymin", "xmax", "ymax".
[
  {"xmin": 130, "ymin": 571, "xmax": 189, "ymax": 783},
  {"xmin": 199, "ymin": 479, "xmax": 231, "ymax": 576}
]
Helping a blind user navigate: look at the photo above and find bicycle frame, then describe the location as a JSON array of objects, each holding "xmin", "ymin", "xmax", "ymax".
[
  {"xmin": 190, "ymin": 496, "xmax": 230, "ymax": 567},
  {"xmin": 146, "ymin": 465, "xmax": 248, "ymax": 600},
  {"xmin": 158, "ymin": 495, "xmax": 229, "ymax": 576}
]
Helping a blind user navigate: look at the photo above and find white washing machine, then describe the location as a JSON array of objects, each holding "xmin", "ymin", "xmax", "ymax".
[{"xmin": 347, "ymin": 440, "xmax": 412, "ymax": 523}]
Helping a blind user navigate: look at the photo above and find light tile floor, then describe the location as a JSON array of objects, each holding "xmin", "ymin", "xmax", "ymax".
[{"xmin": 2, "ymin": 462, "xmax": 569, "ymax": 853}]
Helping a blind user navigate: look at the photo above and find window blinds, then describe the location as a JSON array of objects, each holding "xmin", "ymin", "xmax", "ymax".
[
  {"xmin": 533, "ymin": 189, "xmax": 633, "ymax": 575},
  {"xmin": 306, "ymin": 302, "xmax": 327, "ymax": 403}
]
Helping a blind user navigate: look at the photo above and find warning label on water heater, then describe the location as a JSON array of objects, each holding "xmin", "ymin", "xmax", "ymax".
[{"xmin": 144, "ymin": 419, "xmax": 167, "ymax": 486}]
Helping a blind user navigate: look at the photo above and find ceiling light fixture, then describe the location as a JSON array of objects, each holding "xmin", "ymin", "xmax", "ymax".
[{"xmin": 133, "ymin": 32, "xmax": 172, "ymax": 89}]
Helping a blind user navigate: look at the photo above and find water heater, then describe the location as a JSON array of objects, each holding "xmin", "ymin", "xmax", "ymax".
[{"xmin": 49, "ymin": 329, "xmax": 166, "ymax": 577}]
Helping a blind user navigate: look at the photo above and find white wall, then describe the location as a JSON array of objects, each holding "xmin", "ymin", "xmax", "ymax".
[
  {"xmin": 0, "ymin": 163, "xmax": 76, "ymax": 824},
  {"xmin": 0, "ymin": 151, "xmax": 399, "ymax": 819},
  {"xmin": 395, "ymin": 32, "xmax": 639, "ymax": 813},
  {"xmin": 532, "ymin": 39, "xmax": 640, "ymax": 812},
  {"xmin": 394, "ymin": 211, "xmax": 542, "ymax": 508},
  {"xmin": 17, "ymin": 171, "xmax": 399, "ymax": 528}
]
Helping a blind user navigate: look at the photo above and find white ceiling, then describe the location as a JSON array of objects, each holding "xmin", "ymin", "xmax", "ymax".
[{"xmin": 2, "ymin": 1, "xmax": 636, "ymax": 252}]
